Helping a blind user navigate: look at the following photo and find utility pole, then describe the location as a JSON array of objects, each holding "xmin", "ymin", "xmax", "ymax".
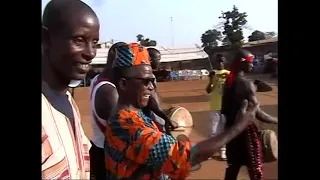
[{"xmin": 170, "ymin": 17, "xmax": 174, "ymax": 46}]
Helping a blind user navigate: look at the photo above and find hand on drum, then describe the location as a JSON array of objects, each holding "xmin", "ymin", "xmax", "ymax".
[{"xmin": 165, "ymin": 120, "xmax": 179, "ymax": 132}]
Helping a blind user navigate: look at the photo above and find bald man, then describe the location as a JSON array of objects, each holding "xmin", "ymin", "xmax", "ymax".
[
  {"xmin": 222, "ymin": 49, "xmax": 277, "ymax": 180},
  {"xmin": 41, "ymin": 0, "xmax": 99, "ymax": 179}
]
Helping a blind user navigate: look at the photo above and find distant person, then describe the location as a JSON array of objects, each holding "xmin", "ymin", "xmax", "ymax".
[
  {"xmin": 148, "ymin": 47, "xmax": 161, "ymax": 71},
  {"xmin": 206, "ymin": 54, "xmax": 230, "ymax": 160},
  {"xmin": 221, "ymin": 49, "xmax": 278, "ymax": 180},
  {"xmin": 104, "ymin": 42, "xmax": 259, "ymax": 179},
  {"xmin": 89, "ymin": 41, "xmax": 126, "ymax": 180},
  {"xmin": 169, "ymin": 71, "xmax": 175, "ymax": 81},
  {"xmin": 145, "ymin": 47, "xmax": 168, "ymax": 131},
  {"xmin": 41, "ymin": 0, "xmax": 100, "ymax": 179}
]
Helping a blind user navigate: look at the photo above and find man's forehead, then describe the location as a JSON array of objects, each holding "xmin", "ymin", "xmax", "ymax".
[
  {"xmin": 135, "ymin": 65, "xmax": 153, "ymax": 75},
  {"xmin": 126, "ymin": 65, "xmax": 153, "ymax": 76}
]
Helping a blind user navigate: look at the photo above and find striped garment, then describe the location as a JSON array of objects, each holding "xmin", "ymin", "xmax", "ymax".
[
  {"xmin": 104, "ymin": 108, "xmax": 193, "ymax": 179},
  {"xmin": 41, "ymin": 90, "xmax": 91, "ymax": 179}
]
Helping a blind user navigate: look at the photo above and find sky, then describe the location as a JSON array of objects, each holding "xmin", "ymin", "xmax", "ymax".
[{"xmin": 41, "ymin": 0, "xmax": 278, "ymax": 47}]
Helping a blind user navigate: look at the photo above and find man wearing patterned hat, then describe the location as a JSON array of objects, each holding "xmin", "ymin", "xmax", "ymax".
[{"xmin": 104, "ymin": 43, "xmax": 260, "ymax": 179}]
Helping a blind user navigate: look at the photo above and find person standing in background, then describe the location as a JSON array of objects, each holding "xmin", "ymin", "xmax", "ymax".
[
  {"xmin": 88, "ymin": 42, "xmax": 126, "ymax": 180},
  {"xmin": 206, "ymin": 54, "xmax": 230, "ymax": 160},
  {"xmin": 221, "ymin": 49, "xmax": 277, "ymax": 180}
]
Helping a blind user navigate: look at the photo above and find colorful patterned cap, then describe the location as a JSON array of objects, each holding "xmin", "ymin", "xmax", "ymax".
[{"xmin": 112, "ymin": 43, "xmax": 150, "ymax": 68}]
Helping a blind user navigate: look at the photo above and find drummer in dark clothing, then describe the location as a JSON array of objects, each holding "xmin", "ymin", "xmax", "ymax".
[{"xmin": 221, "ymin": 49, "xmax": 278, "ymax": 180}]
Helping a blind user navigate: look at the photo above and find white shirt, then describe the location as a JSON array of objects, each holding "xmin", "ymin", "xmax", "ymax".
[{"xmin": 89, "ymin": 75, "xmax": 116, "ymax": 148}]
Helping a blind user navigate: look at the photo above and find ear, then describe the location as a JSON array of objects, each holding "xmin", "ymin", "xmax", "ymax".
[{"xmin": 118, "ymin": 78, "xmax": 127, "ymax": 91}]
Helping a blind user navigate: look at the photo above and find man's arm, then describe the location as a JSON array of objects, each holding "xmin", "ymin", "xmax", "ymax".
[
  {"xmin": 256, "ymin": 107, "xmax": 278, "ymax": 124},
  {"xmin": 193, "ymin": 99, "xmax": 257, "ymax": 162},
  {"xmin": 95, "ymin": 85, "xmax": 118, "ymax": 120},
  {"xmin": 206, "ymin": 73, "xmax": 217, "ymax": 94},
  {"xmin": 105, "ymin": 100, "xmax": 256, "ymax": 179},
  {"xmin": 242, "ymin": 81, "xmax": 278, "ymax": 124}
]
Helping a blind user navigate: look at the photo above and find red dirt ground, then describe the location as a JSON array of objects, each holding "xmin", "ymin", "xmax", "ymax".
[{"xmin": 74, "ymin": 74, "xmax": 278, "ymax": 180}]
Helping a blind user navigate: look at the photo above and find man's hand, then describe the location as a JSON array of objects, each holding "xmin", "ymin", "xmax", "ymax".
[
  {"xmin": 235, "ymin": 99, "xmax": 258, "ymax": 125},
  {"xmin": 192, "ymin": 100, "xmax": 259, "ymax": 164}
]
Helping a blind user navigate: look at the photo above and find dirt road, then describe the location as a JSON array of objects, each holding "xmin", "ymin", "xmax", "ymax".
[{"xmin": 74, "ymin": 74, "xmax": 278, "ymax": 180}]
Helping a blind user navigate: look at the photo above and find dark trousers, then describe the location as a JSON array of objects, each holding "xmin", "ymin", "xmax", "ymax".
[
  {"xmin": 224, "ymin": 164, "xmax": 262, "ymax": 180},
  {"xmin": 224, "ymin": 164, "xmax": 241, "ymax": 180},
  {"xmin": 89, "ymin": 141, "xmax": 106, "ymax": 180}
]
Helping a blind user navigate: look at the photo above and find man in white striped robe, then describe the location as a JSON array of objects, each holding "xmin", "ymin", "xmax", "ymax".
[{"xmin": 41, "ymin": 0, "xmax": 100, "ymax": 179}]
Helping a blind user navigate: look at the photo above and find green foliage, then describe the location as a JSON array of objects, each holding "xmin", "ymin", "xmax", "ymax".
[
  {"xmin": 201, "ymin": 29, "xmax": 222, "ymax": 47},
  {"xmin": 136, "ymin": 34, "xmax": 157, "ymax": 46},
  {"xmin": 219, "ymin": 5, "xmax": 248, "ymax": 45}
]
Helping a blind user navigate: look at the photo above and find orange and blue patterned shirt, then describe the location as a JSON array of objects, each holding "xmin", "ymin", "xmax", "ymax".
[{"xmin": 104, "ymin": 108, "xmax": 194, "ymax": 179}]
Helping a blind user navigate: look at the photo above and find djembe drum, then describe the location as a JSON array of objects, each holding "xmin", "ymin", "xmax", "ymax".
[
  {"xmin": 260, "ymin": 129, "xmax": 278, "ymax": 163},
  {"xmin": 165, "ymin": 106, "xmax": 194, "ymax": 139}
]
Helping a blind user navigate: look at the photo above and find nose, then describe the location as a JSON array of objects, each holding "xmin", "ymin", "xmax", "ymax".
[
  {"xmin": 82, "ymin": 42, "xmax": 96, "ymax": 61},
  {"xmin": 147, "ymin": 80, "xmax": 155, "ymax": 91}
]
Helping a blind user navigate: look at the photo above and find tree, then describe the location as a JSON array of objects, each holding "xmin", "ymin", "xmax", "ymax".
[
  {"xmin": 136, "ymin": 34, "xmax": 144, "ymax": 41},
  {"xmin": 136, "ymin": 34, "xmax": 157, "ymax": 46},
  {"xmin": 201, "ymin": 29, "xmax": 222, "ymax": 47},
  {"xmin": 219, "ymin": 5, "xmax": 248, "ymax": 45},
  {"xmin": 264, "ymin": 31, "xmax": 277, "ymax": 39},
  {"xmin": 248, "ymin": 30, "xmax": 266, "ymax": 42},
  {"xmin": 148, "ymin": 40, "xmax": 157, "ymax": 46},
  {"xmin": 222, "ymin": 37, "xmax": 231, "ymax": 46}
]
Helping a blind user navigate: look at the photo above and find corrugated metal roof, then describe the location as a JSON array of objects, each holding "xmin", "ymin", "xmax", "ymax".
[
  {"xmin": 90, "ymin": 44, "xmax": 208, "ymax": 65},
  {"xmin": 243, "ymin": 37, "xmax": 278, "ymax": 47}
]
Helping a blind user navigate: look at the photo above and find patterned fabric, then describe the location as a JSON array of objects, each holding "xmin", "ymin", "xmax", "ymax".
[
  {"xmin": 112, "ymin": 43, "xmax": 150, "ymax": 68},
  {"xmin": 41, "ymin": 88, "xmax": 91, "ymax": 179},
  {"xmin": 104, "ymin": 108, "xmax": 193, "ymax": 179}
]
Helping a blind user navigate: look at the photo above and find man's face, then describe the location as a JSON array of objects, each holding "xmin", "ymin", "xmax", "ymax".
[
  {"xmin": 122, "ymin": 65, "xmax": 155, "ymax": 109},
  {"xmin": 150, "ymin": 52, "xmax": 161, "ymax": 70},
  {"xmin": 216, "ymin": 57, "xmax": 226, "ymax": 69},
  {"xmin": 47, "ymin": 13, "xmax": 100, "ymax": 81},
  {"xmin": 245, "ymin": 62, "xmax": 254, "ymax": 72}
]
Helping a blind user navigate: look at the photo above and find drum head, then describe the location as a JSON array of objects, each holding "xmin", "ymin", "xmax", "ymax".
[
  {"xmin": 261, "ymin": 129, "xmax": 278, "ymax": 162},
  {"xmin": 166, "ymin": 106, "xmax": 194, "ymax": 138},
  {"xmin": 168, "ymin": 106, "xmax": 193, "ymax": 128}
]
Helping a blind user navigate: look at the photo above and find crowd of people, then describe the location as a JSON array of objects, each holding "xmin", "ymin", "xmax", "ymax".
[{"xmin": 41, "ymin": 0, "xmax": 277, "ymax": 179}]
